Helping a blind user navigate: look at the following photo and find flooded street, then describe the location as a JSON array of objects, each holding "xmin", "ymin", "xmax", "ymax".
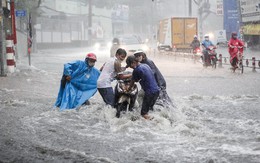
[{"xmin": 0, "ymin": 48, "xmax": 260, "ymax": 163}]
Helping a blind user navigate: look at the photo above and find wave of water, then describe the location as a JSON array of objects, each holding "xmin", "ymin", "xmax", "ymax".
[
  {"xmin": 1, "ymin": 66, "xmax": 260, "ymax": 162},
  {"xmin": 6, "ymin": 94, "xmax": 257, "ymax": 163}
]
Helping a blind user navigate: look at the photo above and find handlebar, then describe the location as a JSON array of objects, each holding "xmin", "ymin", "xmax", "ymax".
[
  {"xmin": 229, "ymin": 45, "xmax": 244, "ymax": 49},
  {"xmin": 206, "ymin": 46, "xmax": 216, "ymax": 50}
]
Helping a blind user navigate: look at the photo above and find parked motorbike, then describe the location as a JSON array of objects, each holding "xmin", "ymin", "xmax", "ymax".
[
  {"xmin": 202, "ymin": 46, "xmax": 217, "ymax": 68},
  {"xmin": 229, "ymin": 45, "xmax": 244, "ymax": 73},
  {"xmin": 115, "ymin": 77, "xmax": 138, "ymax": 118}
]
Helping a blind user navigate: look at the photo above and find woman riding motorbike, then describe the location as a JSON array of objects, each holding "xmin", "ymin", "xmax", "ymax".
[{"xmin": 228, "ymin": 32, "xmax": 244, "ymax": 70}]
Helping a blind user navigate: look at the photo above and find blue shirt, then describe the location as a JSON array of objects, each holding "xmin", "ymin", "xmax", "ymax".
[
  {"xmin": 132, "ymin": 64, "xmax": 160, "ymax": 95},
  {"xmin": 141, "ymin": 58, "xmax": 166, "ymax": 88},
  {"xmin": 201, "ymin": 40, "xmax": 214, "ymax": 48}
]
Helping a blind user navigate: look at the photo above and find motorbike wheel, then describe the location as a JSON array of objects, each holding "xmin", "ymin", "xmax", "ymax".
[
  {"xmin": 211, "ymin": 58, "xmax": 217, "ymax": 69},
  {"xmin": 116, "ymin": 103, "xmax": 127, "ymax": 118},
  {"xmin": 239, "ymin": 61, "xmax": 244, "ymax": 74}
]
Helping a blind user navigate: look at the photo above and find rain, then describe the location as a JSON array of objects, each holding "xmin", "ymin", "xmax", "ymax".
[{"xmin": 0, "ymin": 0, "xmax": 260, "ymax": 162}]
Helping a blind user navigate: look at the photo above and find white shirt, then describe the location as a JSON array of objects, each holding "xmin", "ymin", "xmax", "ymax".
[{"xmin": 97, "ymin": 58, "xmax": 118, "ymax": 88}]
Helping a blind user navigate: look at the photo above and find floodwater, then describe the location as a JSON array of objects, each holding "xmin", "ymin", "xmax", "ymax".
[{"xmin": 0, "ymin": 47, "xmax": 260, "ymax": 163}]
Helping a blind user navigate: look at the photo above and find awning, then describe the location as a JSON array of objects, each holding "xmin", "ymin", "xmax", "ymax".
[{"xmin": 243, "ymin": 24, "xmax": 260, "ymax": 35}]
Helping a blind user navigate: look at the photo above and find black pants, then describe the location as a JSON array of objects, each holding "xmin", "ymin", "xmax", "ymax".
[
  {"xmin": 141, "ymin": 91, "xmax": 159, "ymax": 116},
  {"xmin": 61, "ymin": 75, "xmax": 67, "ymax": 88},
  {"xmin": 231, "ymin": 57, "xmax": 238, "ymax": 67},
  {"xmin": 98, "ymin": 87, "xmax": 115, "ymax": 107},
  {"xmin": 157, "ymin": 88, "xmax": 174, "ymax": 107},
  {"xmin": 203, "ymin": 50, "xmax": 209, "ymax": 64}
]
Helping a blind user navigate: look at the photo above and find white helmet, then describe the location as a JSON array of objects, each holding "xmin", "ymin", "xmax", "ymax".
[
  {"xmin": 194, "ymin": 35, "xmax": 198, "ymax": 38},
  {"xmin": 204, "ymin": 34, "xmax": 209, "ymax": 38}
]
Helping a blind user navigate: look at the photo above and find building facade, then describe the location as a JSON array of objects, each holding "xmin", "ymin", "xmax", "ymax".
[
  {"xmin": 36, "ymin": 0, "xmax": 113, "ymax": 48},
  {"xmin": 239, "ymin": 0, "xmax": 260, "ymax": 48}
]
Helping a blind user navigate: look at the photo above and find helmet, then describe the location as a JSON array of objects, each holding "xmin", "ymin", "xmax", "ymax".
[
  {"xmin": 204, "ymin": 34, "xmax": 209, "ymax": 38},
  {"xmin": 86, "ymin": 53, "xmax": 97, "ymax": 61},
  {"xmin": 133, "ymin": 50, "xmax": 144, "ymax": 57},
  {"xmin": 231, "ymin": 32, "xmax": 237, "ymax": 37},
  {"xmin": 231, "ymin": 32, "xmax": 237, "ymax": 39},
  {"xmin": 194, "ymin": 35, "xmax": 198, "ymax": 39},
  {"xmin": 231, "ymin": 32, "xmax": 237, "ymax": 36}
]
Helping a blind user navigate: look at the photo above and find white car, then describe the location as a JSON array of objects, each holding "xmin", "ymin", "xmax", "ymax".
[
  {"xmin": 93, "ymin": 39, "xmax": 112, "ymax": 51},
  {"xmin": 110, "ymin": 36, "xmax": 149, "ymax": 57}
]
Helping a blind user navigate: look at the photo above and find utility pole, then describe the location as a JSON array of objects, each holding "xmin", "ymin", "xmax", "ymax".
[
  {"xmin": 10, "ymin": 0, "xmax": 16, "ymax": 44},
  {"xmin": 196, "ymin": 0, "xmax": 211, "ymax": 40},
  {"xmin": 236, "ymin": 0, "xmax": 243, "ymax": 40},
  {"xmin": 10, "ymin": 0, "xmax": 17, "ymax": 61},
  {"xmin": 0, "ymin": 0, "xmax": 6, "ymax": 76},
  {"xmin": 151, "ymin": 0, "xmax": 158, "ymax": 43},
  {"xmin": 189, "ymin": 0, "xmax": 192, "ymax": 16},
  {"xmin": 88, "ymin": 0, "xmax": 92, "ymax": 46}
]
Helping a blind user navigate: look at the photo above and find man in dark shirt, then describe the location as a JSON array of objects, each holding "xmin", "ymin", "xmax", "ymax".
[
  {"xmin": 134, "ymin": 51, "xmax": 173, "ymax": 107},
  {"xmin": 126, "ymin": 55, "xmax": 160, "ymax": 120},
  {"xmin": 190, "ymin": 35, "xmax": 200, "ymax": 51}
]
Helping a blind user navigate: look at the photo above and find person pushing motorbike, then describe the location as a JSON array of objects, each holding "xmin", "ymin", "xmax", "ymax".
[
  {"xmin": 133, "ymin": 51, "xmax": 173, "ymax": 108},
  {"xmin": 97, "ymin": 48, "xmax": 131, "ymax": 108},
  {"xmin": 228, "ymin": 32, "xmax": 244, "ymax": 70},
  {"xmin": 125, "ymin": 55, "xmax": 160, "ymax": 120}
]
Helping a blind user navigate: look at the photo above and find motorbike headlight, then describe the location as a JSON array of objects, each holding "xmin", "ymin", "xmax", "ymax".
[
  {"xmin": 117, "ymin": 82, "xmax": 126, "ymax": 93},
  {"xmin": 117, "ymin": 85, "xmax": 123, "ymax": 93},
  {"xmin": 94, "ymin": 43, "xmax": 100, "ymax": 49},
  {"xmin": 142, "ymin": 45, "xmax": 149, "ymax": 52},
  {"xmin": 130, "ymin": 86, "xmax": 138, "ymax": 95},
  {"xmin": 107, "ymin": 42, "xmax": 112, "ymax": 48}
]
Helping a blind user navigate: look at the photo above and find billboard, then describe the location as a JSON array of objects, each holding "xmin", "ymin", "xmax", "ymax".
[
  {"xmin": 216, "ymin": 0, "xmax": 223, "ymax": 15},
  {"xmin": 243, "ymin": 24, "xmax": 260, "ymax": 35},
  {"xmin": 215, "ymin": 30, "xmax": 227, "ymax": 43},
  {"xmin": 240, "ymin": 0, "xmax": 260, "ymax": 22},
  {"xmin": 223, "ymin": 0, "xmax": 240, "ymax": 39},
  {"xmin": 111, "ymin": 4, "xmax": 129, "ymax": 22}
]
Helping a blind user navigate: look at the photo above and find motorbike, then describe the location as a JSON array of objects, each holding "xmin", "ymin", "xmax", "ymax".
[
  {"xmin": 229, "ymin": 45, "xmax": 244, "ymax": 73},
  {"xmin": 115, "ymin": 77, "xmax": 138, "ymax": 118},
  {"xmin": 192, "ymin": 47, "xmax": 202, "ymax": 63},
  {"xmin": 202, "ymin": 46, "xmax": 217, "ymax": 68}
]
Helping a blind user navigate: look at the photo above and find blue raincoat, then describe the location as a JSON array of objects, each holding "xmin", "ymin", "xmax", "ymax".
[{"xmin": 55, "ymin": 60, "xmax": 100, "ymax": 110}]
